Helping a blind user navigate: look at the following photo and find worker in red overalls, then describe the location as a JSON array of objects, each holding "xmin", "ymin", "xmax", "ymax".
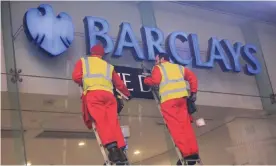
[
  {"xmin": 144, "ymin": 53, "xmax": 199, "ymax": 165},
  {"xmin": 72, "ymin": 44, "xmax": 131, "ymax": 164}
]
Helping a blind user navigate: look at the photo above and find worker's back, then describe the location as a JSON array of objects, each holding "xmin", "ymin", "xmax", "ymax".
[
  {"xmin": 157, "ymin": 62, "xmax": 188, "ymax": 102},
  {"xmin": 159, "ymin": 62, "xmax": 184, "ymax": 81},
  {"xmin": 81, "ymin": 56, "xmax": 114, "ymax": 95}
]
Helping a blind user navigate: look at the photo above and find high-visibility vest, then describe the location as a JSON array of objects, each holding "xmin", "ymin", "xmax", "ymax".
[
  {"xmin": 157, "ymin": 62, "xmax": 188, "ymax": 103},
  {"xmin": 81, "ymin": 56, "xmax": 114, "ymax": 95}
]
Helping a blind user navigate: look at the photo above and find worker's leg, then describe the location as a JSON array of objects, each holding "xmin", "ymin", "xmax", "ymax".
[
  {"xmin": 161, "ymin": 99, "xmax": 185, "ymax": 153},
  {"xmin": 161, "ymin": 98, "xmax": 198, "ymax": 156},
  {"xmin": 105, "ymin": 93, "xmax": 128, "ymax": 162},
  {"xmin": 177, "ymin": 98, "xmax": 199, "ymax": 156},
  {"xmin": 85, "ymin": 92, "xmax": 116, "ymax": 146},
  {"xmin": 115, "ymin": 119, "xmax": 126, "ymax": 149},
  {"xmin": 105, "ymin": 94, "xmax": 126, "ymax": 148}
]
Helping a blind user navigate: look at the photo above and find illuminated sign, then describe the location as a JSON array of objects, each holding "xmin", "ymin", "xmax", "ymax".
[
  {"xmin": 24, "ymin": 4, "xmax": 74, "ymax": 56},
  {"xmin": 24, "ymin": 4, "xmax": 261, "ymax": 75},
  {"xmin": 84, "ymin": 17, "xmax": 261, "ymax": 75}
]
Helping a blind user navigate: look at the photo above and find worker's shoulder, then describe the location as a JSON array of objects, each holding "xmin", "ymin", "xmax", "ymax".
[
  {"xmin": 153, "ymin": 65, "xmax": 162, "ymax": 70},
  {"xmin": 80, "ymin": 56, "xmax": 90, "ymax": 59},
  {"xmin": 107, "ymin": 62, "xmax": 115, "ymax": 68},
  {"xmin": 169, "ymin": 63, "xmax": 185, "ymax": 69},
  {"xmin": 87, "ymin": 57, "xmax": 114, "ymax": 65},
  {"xmin": 158, "ymin": 62, "xmax": 180, "ymax": 67}
]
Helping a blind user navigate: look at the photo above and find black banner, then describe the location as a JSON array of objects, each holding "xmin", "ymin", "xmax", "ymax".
[{"xmin": 114, "ymin": 66, "xmax": 154, "ymax": 99}]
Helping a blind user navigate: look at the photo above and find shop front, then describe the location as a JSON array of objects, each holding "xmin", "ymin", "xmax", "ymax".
[{"xmin": 1, "ymin": 1, "xmax": 276, "ymax": 165}]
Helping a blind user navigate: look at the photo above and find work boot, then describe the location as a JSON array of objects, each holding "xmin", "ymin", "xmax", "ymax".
[
  {"xmin": 106, "ymin": 142, "xmax": 121, "ymax": 163},
  {"xmin": 176, "ymin": 154, "xmax": 200, "ymax": 165},
  {"xmin": 120, "ymin": 146, "xmax": 127, "ymax": 153},
  {"xmin": 118, "ymin": 148, "xmax": 128, "ymax": 162},
  {"xmin": 176, "ymin": 159, "xmax": 182, "ymax": 165},
  {"xmin": 107, "ymin": 147, "xmax": 121, "ymax": 163}
]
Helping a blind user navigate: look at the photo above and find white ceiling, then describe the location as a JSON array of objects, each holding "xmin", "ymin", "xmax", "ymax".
[
  {"xmin": 178, "ymin": 1, "xmax": 276, "ymax": 24},
  {"xmin": 1, "ymin": 91, "xmax": 275, "ymax": 165}
]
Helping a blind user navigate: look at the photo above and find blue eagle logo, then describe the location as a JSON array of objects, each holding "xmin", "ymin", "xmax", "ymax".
[{"xmin": 23, "ymin": 4, "xmax": 74, "ymax": 56}]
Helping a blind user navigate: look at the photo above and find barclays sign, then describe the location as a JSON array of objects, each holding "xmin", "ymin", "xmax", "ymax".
[
  {"xmin": 24, "ymin": 4, "xmax": 261, "ymax": 75},
  {"xmin": 24, "ymin": 4, "xmax": 74, "ymax": 56}
]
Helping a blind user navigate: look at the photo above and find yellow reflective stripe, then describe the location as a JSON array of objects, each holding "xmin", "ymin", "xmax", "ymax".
[
  {"xmin": 82, "ymin": 57, "xmax": 113, "ymax": 93},
  {"xmin": 159, "ymin": 64, "xmax": 169, "ymax": 82},
  {"xmin": 106, "ymin": 63, "xmax": 111, "ymax": 80},
  {"xmin": 160, "ymin": 87, "xmax": 187, "ymax": 97},
  {"xmin": 84, "ymin": 57, "xmax": 90, "ymax": 78},
  {"xmin": 177, "ymin": 65, "xmax": 184, "ymax": 78},
  {"xmin": 159, "ymin": 64, "xmax": 185, "ymax": 88},
  {"xmin": 85, "ymin": 85, "xmax": 113, "ymax": 91},
  {"xmin": 83, "ymin": 57, "xmax": 112, "ymax": 81}
]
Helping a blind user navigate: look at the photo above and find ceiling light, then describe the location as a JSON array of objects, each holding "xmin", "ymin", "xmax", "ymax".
[
  {"xmin": 26, "ymin": 162, "xmax": 32, "ymax": 166},
  {"xmin": 133, "ymin": 150, "xmax": 141, "ymax": 155},
  {"xmin": 78, "ymin": 141, "xmax": 86, "ymax": 146}
]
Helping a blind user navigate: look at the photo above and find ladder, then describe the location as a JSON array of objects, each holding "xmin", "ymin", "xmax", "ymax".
[
  {"xmin": 141, "ymin": 63, "xmax": 203, "ymax": 165},
  {"xmin": 80, "ymin": 87, "xmax": 130, "ymax": 165},
  {"xmin": 93, "ymin": 122, "xmax": 130, "ymax": 166},
  {"xmin": 92, "ymin": 122, "xmax": 113, "ymax": 165}
]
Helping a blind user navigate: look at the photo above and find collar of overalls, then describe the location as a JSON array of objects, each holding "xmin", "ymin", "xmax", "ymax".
[
  {"xmin": 91, "ymin": 54, "xmax": 102, "ymax": 58},
  {"xmin": 160, "ymin": 60, "xmax": 169, "ymax": 64}
]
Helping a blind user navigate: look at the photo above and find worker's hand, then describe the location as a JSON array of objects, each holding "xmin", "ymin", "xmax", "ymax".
[
  {"xmin": 196, "ymin": 118, "xmax": 206, "ymax": 127},
  {"xmin": 127, "ymin": 95, "xmax": 133, "ymax": 101},
  {"xmin": 117, "ymin": 102, "xmax": 124, "ymax": 114},
  {"xmin": 189, "ymin": 92, "xmax": 197, "ymax": 102}
]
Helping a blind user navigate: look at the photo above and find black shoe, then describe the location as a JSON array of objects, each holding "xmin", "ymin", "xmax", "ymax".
[
  {"xmin": 107, "ymin": 147, "xmax": 121, "ymax": 163},
  {"xmin": 176, "ymin": 159, "xmax": 183, "ymax": 165},
  {"xmin": 120, "ymin": 146, "xmax": 126, "ymax": 152},
  {"xmin": 184, "ymin": 153, "xmax": 200, "ymax": 165},
  {"xmin": 115, "ymin": 161, "xmax": 129, "ymax": 165},
  {"xmin": 176, "ymin": 154, "xmax": 200, "ymax": 165},
  {"xmin": 119, "ymin": 148, "xmax": 128, "ymax": 162}
]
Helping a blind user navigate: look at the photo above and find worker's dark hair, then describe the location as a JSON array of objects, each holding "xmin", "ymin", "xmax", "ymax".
[{"xmin": 158, "ymin": 52, "xmax": 170, "ymax": 61}]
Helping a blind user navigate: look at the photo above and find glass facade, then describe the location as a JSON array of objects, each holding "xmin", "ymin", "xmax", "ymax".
[{"xmin": 1, "ymin": 1, "xmax": 276, "ymax": 165}]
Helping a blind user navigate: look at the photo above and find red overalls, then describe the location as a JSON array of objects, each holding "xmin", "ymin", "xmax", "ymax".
[
  {"xmin": 72, "ymin": 55, "xmax": 130, "ymax": 148},
  {"xmin": 144, "ymin": 62, "xmax": 199, "ymax": 157}
]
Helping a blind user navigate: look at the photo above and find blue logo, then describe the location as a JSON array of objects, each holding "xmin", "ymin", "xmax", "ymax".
[
  {"xmin": 23, "ymin": 4, "xmax": 261, "ymax": 75},
  {"xmin": 23, "ymin": 4, "xmax": 74, "ymax": 56}
]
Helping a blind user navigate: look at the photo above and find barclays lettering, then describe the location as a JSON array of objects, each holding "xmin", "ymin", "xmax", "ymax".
[
  {"xmin": 84, "ymin": 17, "xmax": 261, "ymax": 75},
  {"xmin": 24, "ymin": 4, "xmax": 261, "ymax": 75}
]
